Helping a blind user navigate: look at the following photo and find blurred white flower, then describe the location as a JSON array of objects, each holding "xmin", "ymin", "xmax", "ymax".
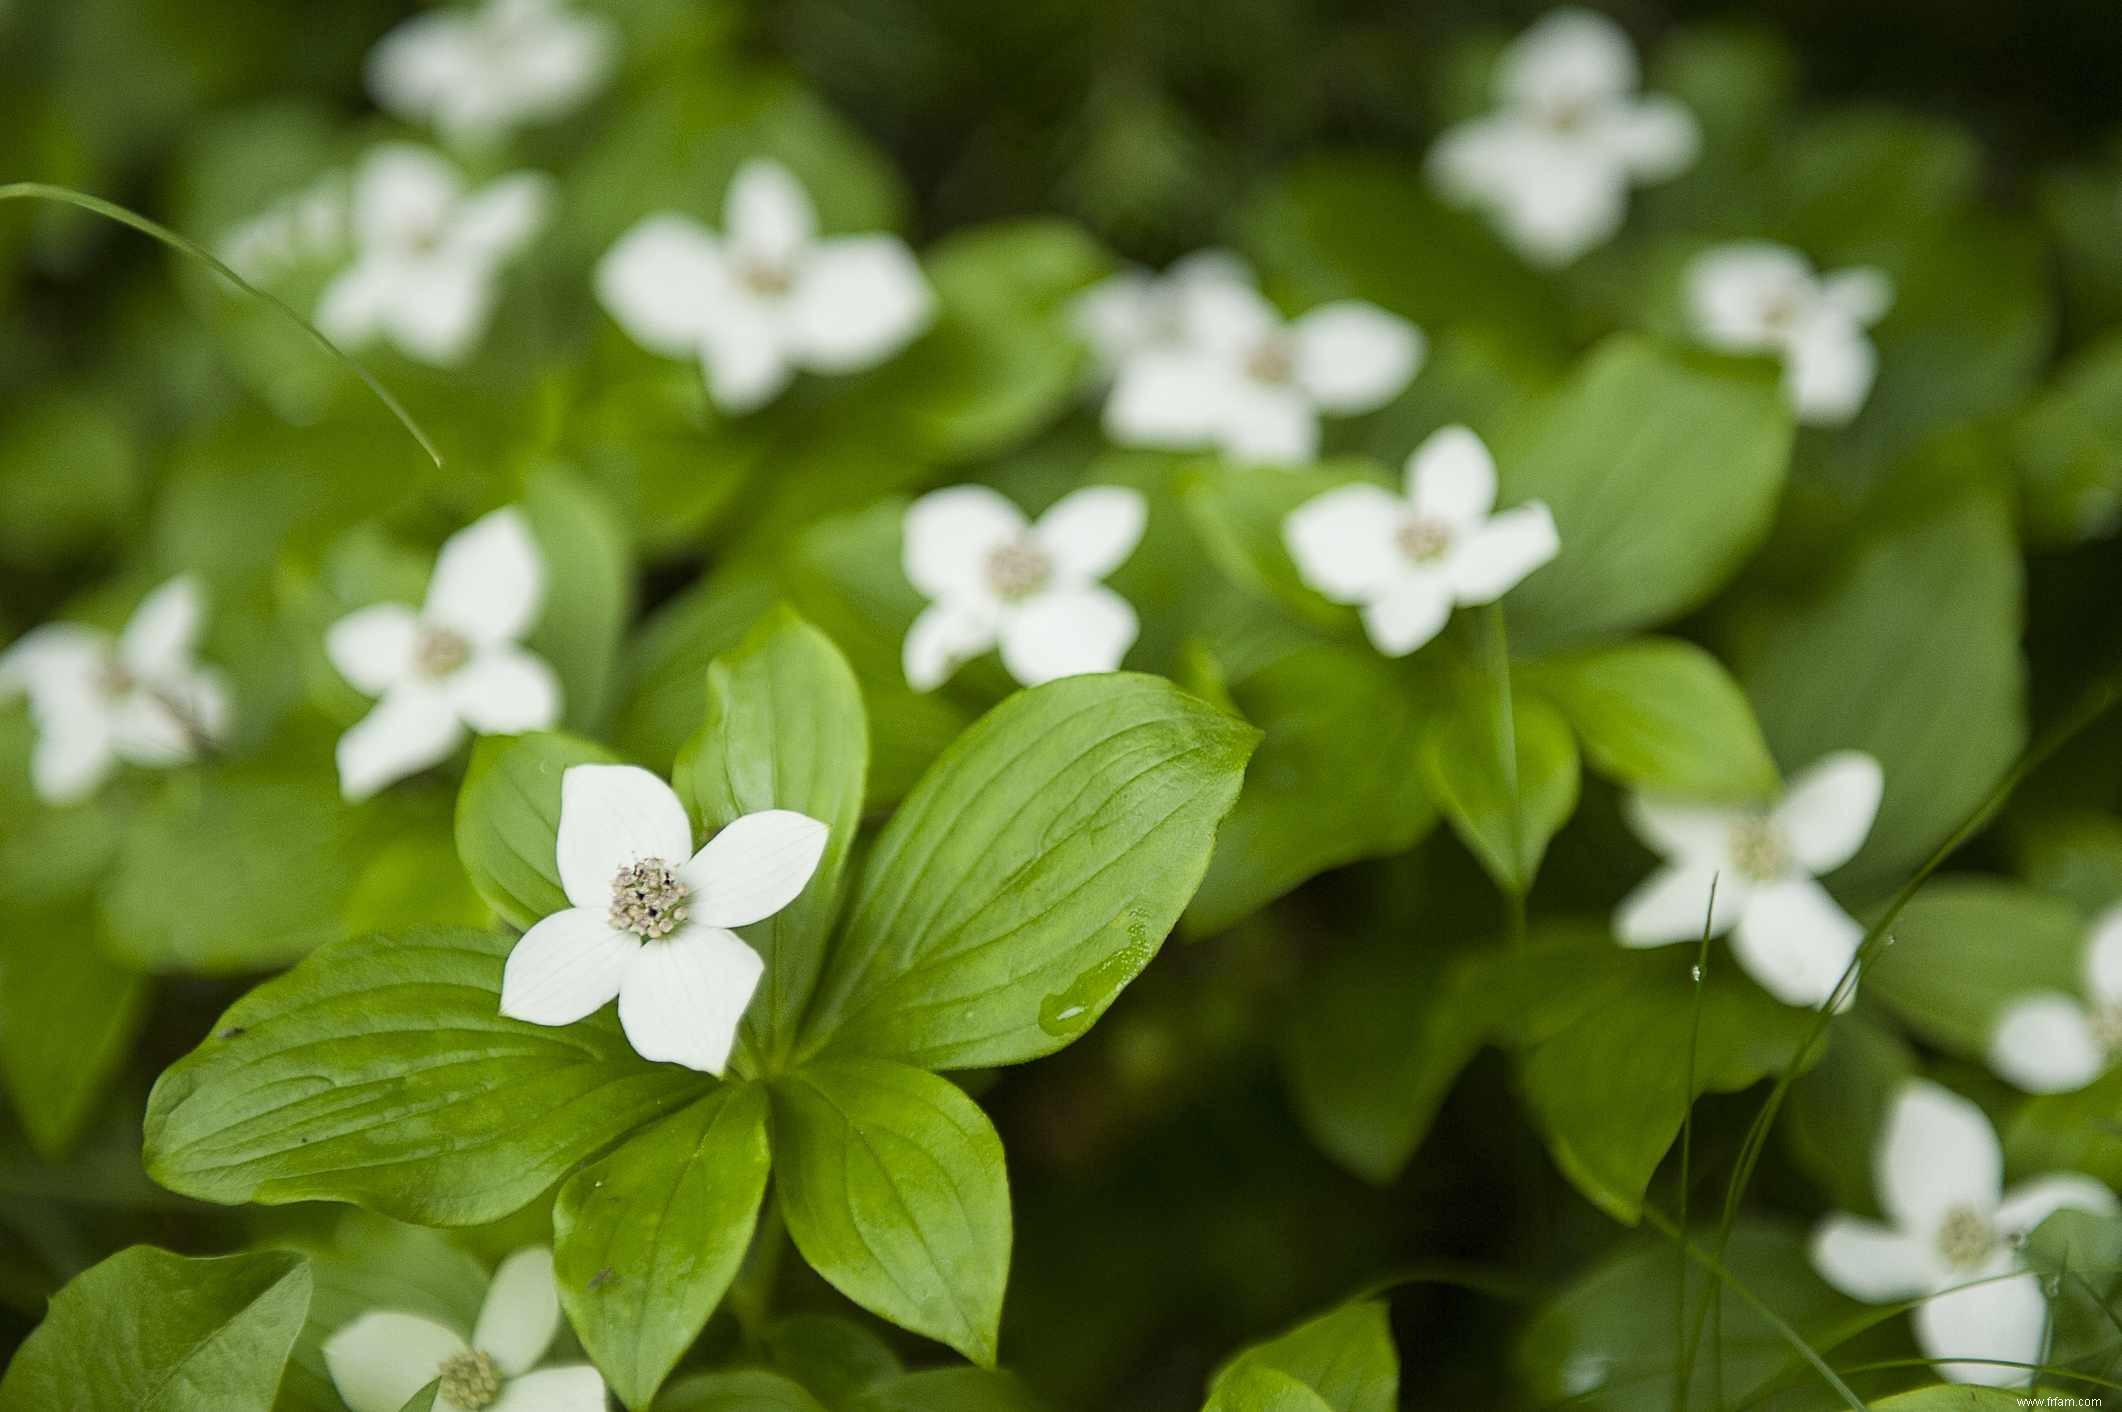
[
  {"xmin": 595, "ymin": 159, "xmax": 935, "ymax": 414},
  {"xmin": 1615, "ymin": 751, "xmax": 1883, "ymax": 1009},
  {"xmin": 499, "ymin": 764, "xmax": 827, "ymax": 1074},
  {"xmin": 1428, "ymin": 8, "xmax": 1698, "ymax": 267},
  {"xmin": 1102, "ymin": 281, "xmax": 1422, "ymax": 465},
  {"xmin": 1811, "ymin": 1080, "xmax": 2115, "ymax": 1388},
  {"xmin": 1988, "ymin": 904, "xmax": 2122, "ymax": 1094},
  {"xmin": 1071, "ymin": 248, "xmax": 1254, "ymax": 375},
  {"xmin": 0, "ymin": 576, "xmax": 228, "ymax": 805},
  {"xmin": 901, "ymin": 484, "xmax": 1146, "ymax": 691},
  {"xmin": 1283, "ymin": 425, "xmax": 1557, "ymax": 656},
  {"xmin": 325, "ymin": 1247, "xmax": 606, "ymax": 1412},
  {"xmin": 327, "ymin": 508, "xmax": 560, "ymax": 802},
  {"xmin": 219, "ymin": 173, "xmax": 349, "ymax": 283},
  {"xmin": 1687, "ymin": 241, "xmax": 1893, "ymax": 426},
  {"xmin": 317, "ymin": 144, "xmax": 552, "ymax": 367},
  {"xmin": 366, "ymin": 0, "xmax": 617, "ymax": 150}
]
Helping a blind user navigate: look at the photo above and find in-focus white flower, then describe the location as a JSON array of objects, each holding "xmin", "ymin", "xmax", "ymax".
[
  {"xmin": 317, "ymin": 144, "xmax": 552, "ymax": 367},
  {"xmin": 1615, "ymin": 751, "xmax": 1883, "ymax": 1009},
  {"xmin": 1282, "ymin": 425, "xmax": 1558, "ymax": 656},
  {"xmin": 499, "ymin": 764, "xmax": 827, "ymax": 1074},
  {"xmin": 1811, "ymin": 1079, "xmax": 2115, "ymax": 1388},
  {"xmin": 325, "ymin": 1247, "xmax": 605, "ymax": 1412},
  {"xmin": 1989, "ymin": 904, "xmax": 2122, "ymax": 1094},
  {"xmin": 1687, "ymin": 242, "xmax": 1893, "ymax": 426},
  {"xmin": 901, "ymin": 484, "xmax": 1147, "ymax": 691},
  {"xmin": 327, "ymin": 508, "xmax": 560, "ymax": 802},
  {"xmin": 0, "ymin": 577, "xmax": 229, "ymax": 805},
  {"xmin": 1427, "ymin": 7, "xmax": 1699, "ymax": 266},
  {"xmin": 1071, "ymin": 248, "xmax": 1255, "ymax": 376},
  {"xmin": 1103, "ymin": 281, "xmax": 1422, "ymax": 465},
  {"xmin": 595, "ymin": 159, "xmax": 935, "ymax": 414},
  {"xmin": 367, "ymin": 0, "xmax": 617, "ymax": 150}
]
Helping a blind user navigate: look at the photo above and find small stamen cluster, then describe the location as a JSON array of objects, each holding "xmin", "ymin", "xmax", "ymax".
[
  {"xmin": 95, "ymin": 656, "xmax": 138, "ymax": 699},
  {"xmin": 609, "ymin": 858, "xmax": 689, "ymax": 939},
  {"xmin": 1727, "ymin": 817, "xmax": 1788, "ymax": 882},
  {"xmin": 1935, "ymin": 1203, "xmax": 1998, "ymax": 1270},
  {"xmin": 437, "ymin": 1348, "xmax": 502, "ymax": 1411},
  {"xmin": 414, "ymin": 626, "xmax": 471, "ymax": 679},
  {"xmin": 740, "ymin": 259, "xmax": 793, "ymax": 297},
  {"xmin": 1245, "ymin": 337, "xmax": 1294, "ymax": 385},
  {"xmin": 1395, "ymin": 516, "xmax": 1453, "ymax": 564},
  {"xmin": 984, "ymin": 539, "xmax": 1053, "ymax": 600}
]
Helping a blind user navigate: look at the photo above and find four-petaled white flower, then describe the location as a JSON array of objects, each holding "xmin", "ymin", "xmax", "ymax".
[
  {"xmin": 1811, "ymin": 1079, "xmax": 2116, "ymax": 1388},
  {"xmin": 1103, "ymin": 280, "xmax": 1422, "ymax": 465},
  {"xmin": 367, "ymin": 0, "xmax": 617, "ymax": 151},
  {"xmin": 1427, "ymin": 7, "xmax": 1699, "ymax": 267},
  {"xmin": 595, "ymin": 159, "xmax": 935, "ymax": 414},
  {"xmin": 325, "ymin": 1246, "xmax": 605, "ymax": 1412},
  {"xmin": 0, "ymin": 577, "xmax": 229, "ymax": 805},
  {"xmin": 1282, "ymin": 425, "xmax": 1558, "ymax": 656},
  {"xmin": 1687, "ymin": 241, "xmax": 1893, "ymax": 427},
  {"xmin": 1988, "ymin": 904, "xmax": 2122, "ymax": 1094},
  {"xmin": 328, "ymin": 508, "xmax": 561, "ymax": 802},
  {"xmin": 1615, "ymin": 751, "xmax": 1883, "ymax": 1009},
  {"xmin": 901, "ymin": 484, "xmax": 1147, "ymax": 691},
  {"xmin": 499, "ymin": 764, "xmax": 827, "ymax": 1074},
  {"xmin": 317, "ymin": 143, "xmax": 552, "ymax": 367},
  {"xmin": 1071, "ymin": 248, "xmax": 1255, "ymax": 376}
]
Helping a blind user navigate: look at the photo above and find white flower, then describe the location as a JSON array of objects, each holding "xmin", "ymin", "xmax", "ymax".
[
  {"xmin": 1071, "ymin": 248, "xmax": 1255, "ymax": 375},
  {"xmin": 219, "ymin": 173, "xmax": 349, "ymax": 283},
  {"xmin": 900, "ymin": 484, "xmax": 1147, "ymax": 691},
  {"xmin": 366, "ymin": 0, "xmax": 617, "ymax": 150},
  {"xmin": 324, "ymin": 1246, "xmax": 605, "ymax": 1412},
  {"xmin": 0, "ymin": 577, "xmax": 229, "ymax": 805},
  {"xmin": 1811, "ymin": 1080, "xmax": 2116, "ymax": 1388},
  {"xmin": 327, "ymin": 508, "xmax": 561, "ymax": 802},
  {"xmin": 1102, "ymin": 281, "xmax": 1422, "ymax": 465},
  {"xmin": 499, "ymin": 764, "xmax": 827, "ymax": 1074},
  {"xmin": 1687, "ymin": 242, "xmax": 1893, "ymax": 427},
  {"xmin": 1988, "ymin": 904, "xmax": 2122, "ymax": 1094},
  {"xmin": 1615, "ymin": 752, "xmax": 1884, "ymax": 1009},
  {"xmin": 316, "ymin": 144, "xmax": 552, "ymax": 367},
  {"xmin": 1282, "ymin": 425, "xmax": 1558, "ymax": 656},
  {"xmin": 595, "ymin": 159, "xmax": 935, "ymax": 414},
  {"xmin": 1427, "ymin": 8, "xmax": 1698, "ymax": 266}
]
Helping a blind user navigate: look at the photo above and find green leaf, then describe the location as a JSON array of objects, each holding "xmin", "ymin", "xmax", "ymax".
[
  {"xmin": 1524, "ymin": 638, "xmax": 1779, "ymax": 800},
  {"xmin": 1208, "ymin": 1300, "xmax": 1397, "ymax": 1412},
  {"xmin": 801, "ymin": 674, "xmax": 1258, "ymax": 1069},
  {"xmin": 658, "ymin": 1370, "xmax": 827, "ymax": 1412},
  {"xmin": 676, "ymin": 608, "xmax": 867, "ymax": 1066},
  {"xmin": 0, "ymin": 908, "xmax": 146, "ymax": 1158},
  {"xmin": 553, "ymin": 1085, "xmax": 771, "ymax": 1412},
  {"xmin": 2013, "ymin": 808, "xmax": 2122, "ymax": 917},
  {"xmin": 0, "ymin": 1246, "xmax": 311, "ymax": 1412},
  {"xmin": 1419, "ymin": 680, "xmax": 1579, "ymax": 896},
  {"xmin": 0, "ymin": 391, "xmax": 137, "ymax": 567},
  {"xmin": 2010, "ymin": 331, "xmax": 2122, "ymax": 547},
  {"xmin": 1181, "ymin": 460, "xmax": 1382, "ymax": 635},
  {"xmin": 143, "ymin": 927, "xmax": 702, "ymax": 1224},
  {"xmin": 1864, "ymin": 879, "xmax": 2087, "ymax": 1057},
  {"xmin": 1865, "ymin": 1389, "xmax": 2026, "ymax": 1410},
  {"xmin": 1201, "ymin": 1366, "xmax": 1336, "ymax": 1412},
  {"xmin": 1785, "ymin": 1011, "xmax": 1915, "ymax": 1215},
  {"xmin": 2007, "ymin": 1067, "xmax": 2122, "ymax": 1190},
  {"xmin": 396, "ymin": 1384, "xmax": 441, "ymax": 1412},
  {"xmin": 1494, "ymin": 336, "xmax": 1793, "ymax": 652},
  {"xmin": 453, "ymin": 731, "xmax": 619, "ymax": 931},
  {"xmin": 522, "ymin": 468, "xmax": 635, "ymax": 734},
  {"xmin": 773, "ymin": 1060, "xmax": 1010, "ymax": 1366},
  {"xmin": 613, "ymin": 566, "xmax": 778, "ymax": 768},
  {"xmin": 761, "ymin": 1313, "xmax": 902, "ymax": 1404},
  {"xmin": 845, "ymin": 1369, "xmax": 1052, "ymax": 1412}
]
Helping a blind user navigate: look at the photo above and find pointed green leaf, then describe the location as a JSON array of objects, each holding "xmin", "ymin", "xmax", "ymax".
[
  {"xmin": 659, "ymin": 1370, "xmax": 828, "ymax": 1411},
  {"xmin": 847, "ymin": 1368, "xmax": 1052, "ymax": 1412},
  {"xmin": 1420, "ymin": 683, "xmax": 1579, "ymax": 896},
  {"xmin": 0, "ymin": 905, "xmax": 146, "ymax": 1158},
  {"xmin": 522, "ymin": 468, "xmax": 635, "ymax": 734},
  {"xmin": 1524, "ymin": 638, "xmax": 1779, "ymax": 800},
  {"xmin": 1202, "ymin": 1366, "xmax": 1336, "ymax": 1412},
  {"xmin": 1209, "ymin": 1300, "xmax": 1398, "ymax": 1412},
  {"xmin": 453, "ymin": 732, "xmax": 618, "ymax": 931}
]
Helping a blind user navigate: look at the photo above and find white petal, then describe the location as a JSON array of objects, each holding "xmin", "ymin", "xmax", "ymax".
[
  {"xmin": 1687, "ymin": 243, "xmax": 1814, "ymax": 351},
  {"xmin": 1989, "ymin": 993, "xmax": 2106, "ymax": 1095},
  {"xmin": 1283, "ymin": 483, "xmax": 1405, "ymax": 605},
  {"xmin": 1031, "ymin": 486, "xmax": 1146, "ymax": 584},
  {"xmin": 336, "ymin": 686, "xmax": 466, "ymax": 802},
  {"xmin": 1499, "ymin": 8, "xmax": 1639, "ymax": 111},
  {"xmin": 1818, "ymin": 267, "xmax": 1894, "ymax": 326},
  {"xmin": 1622, "ymin": 795, "xmax": 1745, "ymax": 863},
  {"xmin": 449, "ymin": 172, "xmax": 554, "ymax": 265},
  {"xmin": 556, "ymin": 764, "xmax": 694, "ymax": 908},
  {"xmin": 324, "ymin": 1311, "xmax": 468, "ymax": 1412},
  {"xmin": 903, "ymin": 485, "xmax": 1027, "ymax": 600},
  {"xmin": 594, "ymin": 215, "xmax": 726, "ymax": 358},
  {"xmin": 1173, "ymin": 280, "xmax": 1281, "ymax": 360},
  {"xmin": 499, "ymin": 909, "xmax": 639, "ymax": 1026},
  {"xmin": 1732, "ymin": 876, "xmax": 1863, "ymax": 1009},
  {"xmin": 1071, "ymin": 270, "xmax": 1157, "ymax": 367},
  {"xmin": 1102, "ymin": 350, "xmax": 1234, "ymax": 450},
  {"xmin": 0, "ymin": 624, "xmax": 108, "ymax": 710},
  {"xmin": 786, "ymin": 235, "xmax": 935, "ymax": 372},
  {"xmin": 679, "ymin": 810, "xmax": 830, "ymax": 929},
  {"xmin": 1996, "ymin": 1173, "xmax": 2118, "ymax": 1241},
  {"xmin": 1809, "ymin": 1216, "xmax": 1940, "ymax": 1301},
  {"xmin": 1289, "ymin": 301, "xmax": 1424, "ymax": 413},
  {"xmin": 1358, "ymin": 571, "xmax": 1454, "ymax": 657},
  {"xmin": 1406, "ymin": 425, "xmax": 1496, "ymax": 528},
  {"xmin": 30, "ymin": 718, "xmax": 117, "ymax": 805},
  {"xmin": 473, "ymin": 1247, "xmax": 561, "ymax": 1377},
  {"xmin": 108, "ymin": 690, "xmax": 201, "ymax": 766},
  {"xmin": 702, "ymin": 318, "xmax": 795, "ymax": 414},
  {"xmin": 490, "ymin": 1365, "xmax": 610, "ymax": 1412},
  {"xmin": 997, "ymin": 585, "xmax": 1139, "ymax": 686},
  {"xmin": 315, "ymin": 256, "xmax": 399, "ymax": 349},
  {"xmin": 365, "ymin": 12, "xmax": 478, "ymax": 126},
  {"xmin": 902, "ymin": 598, "xmax": 1000, "ymax": 692},
  {"xmin": 1219, "ymin": 383, "xmax": 1320, "ymax": 466},
  {"xmin": 381, "ymin": 257, "xmax": 493, "ymax": 367},
  {"xmin": 1785, "ymin": 319, "xmax": 1878, "ymax": 427},
  {"xmin": 425, "ymin": 508, "xmax": 546, "ymax": 648},
  {"xmin": 117, "ymin": 576, "xmax": 205, "ymax": 680},
  {"xmin": 616, "ymin": 926, "xmax": 763, "ymax": 1074},
  {"xmin": 1911, "ymin": 1270, "xmax": 2046, "ymax": 1389},
  {"xmin": 1168, "ymin": 247, "xmax": 1255, "ymax": 291},
  {"xmin": 448, "ymin": 646, "xmax": 563, "ymax": 735},
  {"xmin": 1448, "ymin": 502, "xmax": 1559, "ymax": 604},
  {"xmin": 1606, "ymin": 95, "xmax": 1700, "ymax": 181},
  {"xmin": 326, "ymin": 603, "xmax": 420, "ymax": 697},
  {"xmin": 1493, "ymin": 150, "xmax": 1629, "ymax": 268},
  {"xmin": 2089, "ymin": 905, "xmax": 2122, "ymax": 1005},
  {"xmin": 1877, "ymin": 1079, "xmax": 2003, "ymax": 1237},
  {"xmin": 1771, "ymin": 751, "xmax": 1883, "ymax": 875},
  {"xmin": 350, "ymin": 144, "xmax": 461, "ymax": 250},
  {"xmin": 1615, "ymin": 861, "xmax": 1746, "ymax": 946},
  {"xmin": 724, "ymin": 158, "xmax": 816, "ymax": 267}
]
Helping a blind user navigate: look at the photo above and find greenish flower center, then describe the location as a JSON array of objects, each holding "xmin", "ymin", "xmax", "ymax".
[
  {"xmin": 95, "ymin": 655, "xmax": 138, "ymax": 699},
  {"xmin": 1727, "ymin": 817, "xmax": 1788, "ymax": 882},
  {"xmin": 609, "ymin": 857, "xmax": 689, "ymax": 939},
  {"xmin": 985, "ymin": 539, "xmax": 1053, "ymax": 601},
  {"xmin": 414, "ymin": 626, "xmax": 471, "ymax": 679},
  {"xmin": 1245, "ymin": 336, "xmax": 1294, "ymax": 385},
  {"xmin": 1395, "ymin": 515, "xmax": 1454, "ymax": 564},
  {"xmin": 740, "ymin": 259, "xmax": 793, "ymax": 297},
  {"xmin": 437, "ymin": 1348, "xmax": 501, "ymax": 1411},
  {"xmin": 1935, "ymin": 1203, "xmax": 1998, "ymax": 1270}
]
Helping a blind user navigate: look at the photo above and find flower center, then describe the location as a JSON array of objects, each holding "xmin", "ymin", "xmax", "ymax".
[
  {"xmin": 95, "ymin": 655, "xmax": 137, "ymax": 699},
  {"xmin": 437, "ymin": 1348, "xmax": 502, "ymax": 1411},
  {"xmin": 609, "ymin": 857, "xmax": 690, "ymax": 939},
  {"xmin": 414, "ymin": 626, "xmax": 471, "ymax": 679},
  {"xmin": 1727, "ymin": 817, "xmax": 1788, "ymax": 881},
  {"xmin": 1537, "ymin": 91, "xmax": 1596, "ymax": 134},
  {"xmin": 1935, "ymin": 1204, "xmax": 1999, "ymax": 1271},
  {"xmin": 1245, "ymin": 336, "xmax": 1294, "ymax": 385},
  {"xmin": 1395, "ymin": 515, "xmax": 1454, "ymax": 564},
  {"xmin": 739, "ymin": 258, "xmax": 793, "ymax": 297},
  {"xmin": 985, "ymin": 538, "xmax": 1053, "ymax": 600}
]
